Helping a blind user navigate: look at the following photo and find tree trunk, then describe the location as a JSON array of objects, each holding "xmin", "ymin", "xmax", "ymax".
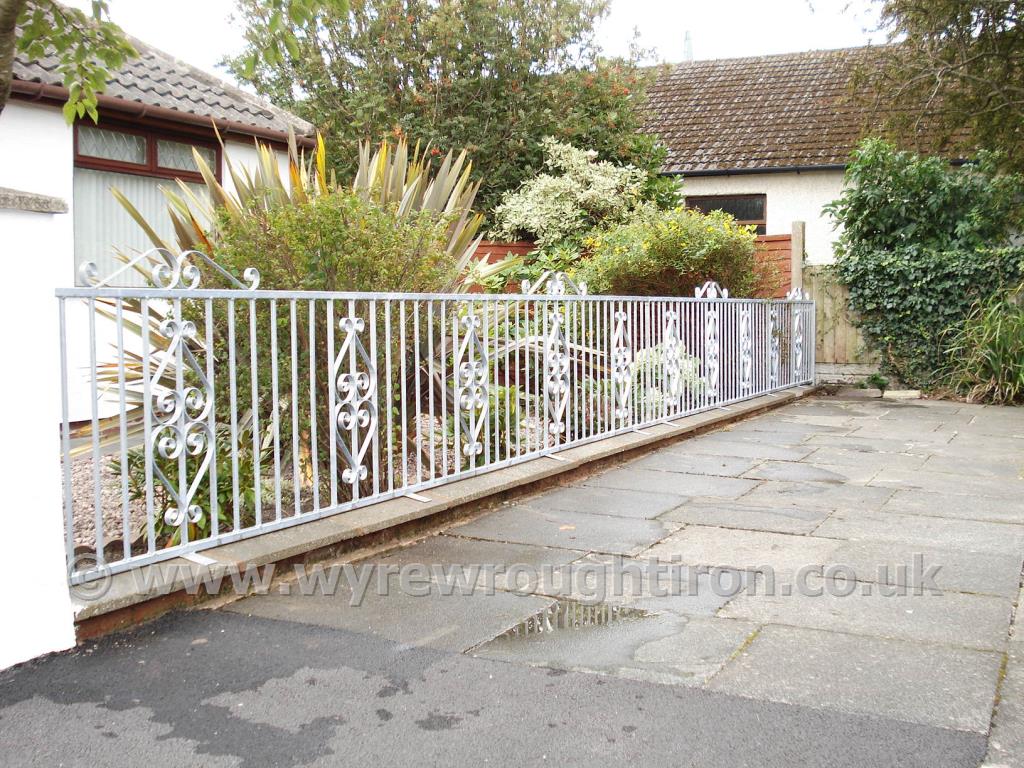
[{"xmin": 0, "ymin": 0, "xmax": 26, "ymax": 118}]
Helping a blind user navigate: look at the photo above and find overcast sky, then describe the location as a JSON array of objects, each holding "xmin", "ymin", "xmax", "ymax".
[{"xmin": 66, "ymin": 0, "xmax": 883, "ymax": 84}]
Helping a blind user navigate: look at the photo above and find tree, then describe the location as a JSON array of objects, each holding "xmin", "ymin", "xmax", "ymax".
[
  {"xmin": 228, "ymin": 0, "xmax": 662, "ymax": 212},
  {"xmin": 1, "ymin": 0, "xmax": 136, "ymax": 121},
  {"xmin": 867, "ymin": 0, "xmax": 1024, "ymax": 170}
]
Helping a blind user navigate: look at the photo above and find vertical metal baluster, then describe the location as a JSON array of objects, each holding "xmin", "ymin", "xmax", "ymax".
[
  {"xmin": 493, "ymin": 300, "xmax": 500, "ymax": 463},
  {"xmin": 248, "ymin": 298, "xmax": 261, "ymax": 527},
  {"xmin": 452, "ymin": 301, "xmax": 461, "ymax": 470},
  {"xmin": 439, "ymin": 300, "xmax": 447, "ymax": 478},
  {"xmin": 503, "ymin": 301, "xmax": 510, "ymax": 462},
  {"xmin": 289, "ymin": 300, "xmax": 300, "ymax": 516},
  {"xmin": 227, "ymin": 299, "xmax": 240, "ymax": 532},
  {"xmin": 385, "ymin": 301, "xmax": 394, "ymax": 491},
  {"xmin": 142, "ymin": 298, "xmax": 157, "ymax": 554},
  {"xmin": 174, "ymin": 296, "xmax": 189, "ymax": 547},
  {"xmin": 58, "ymin": 299, "xmax": 75, "ymax": 570},
  {"xmin": 399, "ymin": 301, "xmax": 408, "ymax": 488},
  {"xmin": 523, "ymin": 299, "xmax": 531, "ymax": 453},
  {"xmin": 116, "ymin": 300, "xmax": 131, "ymax": 561},
  {"xmin": 514, "ymin": 299, "xmax": 521, "ymax": 458},
  {"xmin": 270, "ymin": 300, "xmax": 282, "ymax": 522},
  {"xmin": 427, "ymin": 301, "xmax": 436, "ymax": 482},
  {"xmin": 481, "ymin": 300, "xmax": 490, "ymax": 467},
  {"xmin": 348, "ymin": 298, "xmax": 360, "ymax": 502},
  {"xmin": 327, "ymin": 299, "xmax": 337, "ymax": 507},
  {"xmin": 308, "ymin": 300, "xmax": 320, "ymax": 511},
  {"xmin": 88, "ymin": 299, "xmax": 104, "ymax": 565},
  {"xmin": 542, "ymin": 298, "xmax": 550, "ymax": 449},
  {"xmin": 370, "ymin": 299, "xmax": 381, "ymax": 496},
  {"xmin": 413, "ymin": 301, "xmax": 422, "ymax": 484},
  {"xmin": 205, "ymin": 299, "xmax": 218, "ymax": 538}
]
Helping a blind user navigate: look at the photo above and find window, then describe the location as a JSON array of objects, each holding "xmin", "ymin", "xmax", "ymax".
[
  {"xmin": 74, "ymin": 124, "xmax": 219, "ymax": 183},
  {"xmin": 685, "ymin": 194, "xmax": 767, "ymax": 235},
  {"xmin": 73, "ymin": 123, "xmax": 219, "ymax": 285}
]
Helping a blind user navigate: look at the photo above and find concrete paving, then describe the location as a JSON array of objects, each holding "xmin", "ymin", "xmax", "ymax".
[{"xmin": 1, "ymin": 393, "xmax": 1022, "ymax": 766}]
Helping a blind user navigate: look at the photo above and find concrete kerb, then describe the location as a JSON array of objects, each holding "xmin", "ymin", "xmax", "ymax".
[{"xmin": 73, "ymin": 385, "xmax": 819, "ymax": 639}]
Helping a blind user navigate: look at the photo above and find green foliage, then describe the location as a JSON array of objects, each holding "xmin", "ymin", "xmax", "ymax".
[
  {"xmin": 825, "ymin": 139, "xmax": 1024, "ymax": 258},
  {"xmin": 10, "ymin": 0, "xmax": 136, "ymax": 122},
  {"xmin": 490, "ymin": 137, "xmax": 650, "ymax": 247},
  {"xmin": 577, "ymin": 207, "xmax": 759, "ymax": 297},
  {"xmin": 865, "ymin": 372, "xmax": 890, "ymax": 395},
  {"xmin": 227, "ymin": 0, "xmax": 664, "ymax": 212},
  {"xmin": 944, "ymin": 284, "xmax": 1024, "ymax": 404},
  {"xmin": 867, "ymin": 0, "xmax": 1024, "ymax": 172},
  {"xmin": 215, "ymin": 192, "xmax": 458, "ymax": 293},
  {"xmin": 826, "ymin": 138, "xmax": 1024, "ymax": 388}
]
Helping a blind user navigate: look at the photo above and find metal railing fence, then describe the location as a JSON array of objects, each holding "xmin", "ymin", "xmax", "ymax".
[{"xmin": 57, "ymin": 256, "xmax": 814, "ymax": 584}]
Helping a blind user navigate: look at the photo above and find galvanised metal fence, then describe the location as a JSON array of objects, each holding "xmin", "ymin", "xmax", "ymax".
[{"xmin": 58, "ymin": 251, "xmax": 814, "ymax": 584}]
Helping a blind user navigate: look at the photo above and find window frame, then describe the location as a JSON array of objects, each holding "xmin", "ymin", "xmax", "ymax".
[
  {"xmin": 685, "ymin": 193, "xmax": 767, "ymax": 235},
  {"xmin": 73, "ymin": 120, "xmax": 221, "ymax": 184}
]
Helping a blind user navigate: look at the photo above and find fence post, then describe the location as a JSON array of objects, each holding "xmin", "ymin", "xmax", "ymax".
[{"xmin": 790, "ymin": 221, "xmax": 805, "ymax": 293}]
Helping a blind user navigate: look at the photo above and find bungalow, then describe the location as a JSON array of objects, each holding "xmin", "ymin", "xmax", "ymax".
[
  {"xmin": 643, "ymin": 46, "xmax": 959, "ymax": 266},
  {"xmin": 1, "ymin": 32, "xmax": 315, "ymax": 285}
]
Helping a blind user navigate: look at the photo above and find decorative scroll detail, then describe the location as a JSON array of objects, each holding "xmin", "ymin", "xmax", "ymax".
[
  {"xmin": 739, "ymin": 306, "xmax": 753, "ymax": 393},
  {"xmin": 701, "ymin": 301, "xmax": 721, "ymax": 398},
  {"xmin": 544, "ymin": 304, "xmax": 571, "ymax": 435},
  {"xmin": 611, "ymin": 308, "xmax": 633, "ymax": 422},
  {"xmin": 149, "ymin": 315, "xmax": 214, "ymax": 528},
  {"xmin": 662, "ymin": 309, "xmax": 685, "ymax": 401},
  {"xmin": 523, "ymin": 270, "xmax": 588, "ymax": 297},
  {"xmin": 333, "ymin": 315, "xmax": 378, "ymax": 486},
  {"xmin": 791, "ymin": 304, "xmax": 804, "ymax": 376},
  {"xmin": 786, "ymin": 288, "xmax": 810, "ymax": 301},
  {"xmin": 769, "ymin": 305, "xmax": 781, "ymax": 387},
  {"xmin": 79, "ymin": 248, "xmax": 260, "ymax": 290},
  {"xmin": 454, "ymin": 313, "xmax": 489, "ymax": 457},
  {"xmin": 694, "ymin": 281, "xmax": 729, "ymax": 300}
]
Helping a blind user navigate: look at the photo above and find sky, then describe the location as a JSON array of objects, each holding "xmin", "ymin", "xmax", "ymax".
[{"xmin": 66, "ymin": 0, "xmax": 884, "ymax": 84}]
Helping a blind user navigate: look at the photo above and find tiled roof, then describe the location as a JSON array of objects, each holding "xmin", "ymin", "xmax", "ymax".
[
  {"xmin": 13, "ymin": 32, "xmax": 314, "ymax": 140},
  {"xmin": 643, "ymin": 46, "xmax": 955, "ymax": 174}
]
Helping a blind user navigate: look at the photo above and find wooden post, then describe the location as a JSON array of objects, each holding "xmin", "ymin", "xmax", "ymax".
[{"xmin": 790, "ymin": 221, "xmax": 805, "ymax": 292}]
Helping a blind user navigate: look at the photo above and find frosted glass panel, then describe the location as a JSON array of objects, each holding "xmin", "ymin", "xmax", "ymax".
[
  {"xmin": 158, "ymin": 139, "xmax": 216, "ymax": 172},
  {"xmin": 78, "ymin": 126, "xmax": 146, "ymax": 164},
  {"xmin": 73, "ymin": 168, "xmax": 210, "ymax": 286}
]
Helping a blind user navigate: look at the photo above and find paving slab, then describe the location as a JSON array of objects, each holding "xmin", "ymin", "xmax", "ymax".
[
  {"xmin": 815, "ymin": 509, "xmax": 1024, "ymax": 555},
  {"xmin": 803, "ymin": 433, "xmax": 934, "ymax": 456},
  {"xmin": 883, "ymin": 489, "xmax": 1024, "ymax": 525},
  {"xmin": 446, "ymin": 504, "xmax": 680, "ymax": 555},
  {"xmin": 719, "ymin": 578, "xmax": 1012, "ymax": 651},
  {"xmin": 659, "ymin": 500, "xmax": 831, "ymax": 535},
  {"xmin": 584, "ymin": 467, "xmax": 760, "ymax": 499},
  {"xmin": 726, "ymin": 418, "xmax": 852, "ymax": 436},
  {"xmin": 739, "ymin": 479, "xmax": 894, "ymax": 512},
  {"xmin": 629, "ymin": 451, "xmax": 759, "ymax": 477},
  {"xmin": 372, "ymin": 534, "xmax": 584, "ymax": 592},
  {"xmin": 709, "ymin": 625, "xmax": 1003, "ymax": 733},
  {"xmin": 742, "ymin": 460, "xmax": 877, "ymax": 485},
  {"xmin": 666, "ymin": 437, "xmax": 815, "ymax": 462},
  {"xmin": 643, "ymin": 526, "xmax": 844, "ymax": 574},
  {"xmin": 804, "ymin": 445, "xmax": 929, "ymax": 471},
  {"xmin": 923, "ymin": 453, "xmax": 1024, "ymax": 480},
  {"xmin": 871, "ymin": 467, "xmax": 1024, "ymax": 500},
  {"xmin": 473, "ymin": 611, "xmax": 757, "ymax": 687},
  {"xmin": 829, "ymin": 539, "xmax": 1024, "ymax": 599},
  {"xmin": 985, "ymin": 644, "xmax": 1024, "ymax": 767},
  {"xmin": 224, "ymin": 576, "xmax": 552, "ymax": 652},
  {"xmin": 532, "ymin": 554, "xmax": 746, "ymax": 616},
  {"xmin": 520, "ymin": 484, "xmax": 686, "ymax": 519}
]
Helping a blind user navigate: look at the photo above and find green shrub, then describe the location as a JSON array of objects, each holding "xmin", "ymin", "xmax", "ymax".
[
  {"xmin": 576, "ymin": 207, "xmax": 758, "ymax": 297},
  {"xmin": 826, "ymin": 138, "xmax": 1024, "ymax": 388},
  {"xmin": 944, "ymin": 284, "xmax": 1024, "ymax": 404},
  {"xmin": 215, "ymin": 193, "xmax": 458, "ymax": 293},
  {"xmin": 490, "ymin": 137, "xmax": 650, "ymax": 247},
  {"xmin": 833, "ymin": 247, "xmax": 1024, "ymax": 387}
]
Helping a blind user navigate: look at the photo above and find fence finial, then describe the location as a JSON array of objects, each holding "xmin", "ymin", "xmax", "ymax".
[
  {"xmin": 786, "ymin": 287, "xmax": 810, "ymax": 301},
  {"xmin": 694, "ymin": 281, "xmax": 728, "ymax": 299},
  {"xmin": 523, "ymin": 270, "xmax": 587, "ymax": 296}
]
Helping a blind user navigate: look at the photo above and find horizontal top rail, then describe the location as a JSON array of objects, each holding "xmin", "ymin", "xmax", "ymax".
[{"xmin": 56, "ymin": 286, "xmax": 814, "ymax": 303}]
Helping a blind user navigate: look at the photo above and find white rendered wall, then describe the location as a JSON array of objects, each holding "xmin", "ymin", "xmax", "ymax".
[
  {"xmin": 0, "ymin": 101, "xmax": 77, "ymax": 669},
  {"xmin": 680, "ymin": 169, "xmax": 846, "ymax": 265},
  {"xmin": 223, "ymin": 138, "xmax": 291, "ymax": 199}
]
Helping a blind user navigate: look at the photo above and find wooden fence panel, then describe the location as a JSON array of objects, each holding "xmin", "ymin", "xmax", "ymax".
[{"xmin": 803, "ymin": 266, "xmax": 876, "ymax": 366}]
